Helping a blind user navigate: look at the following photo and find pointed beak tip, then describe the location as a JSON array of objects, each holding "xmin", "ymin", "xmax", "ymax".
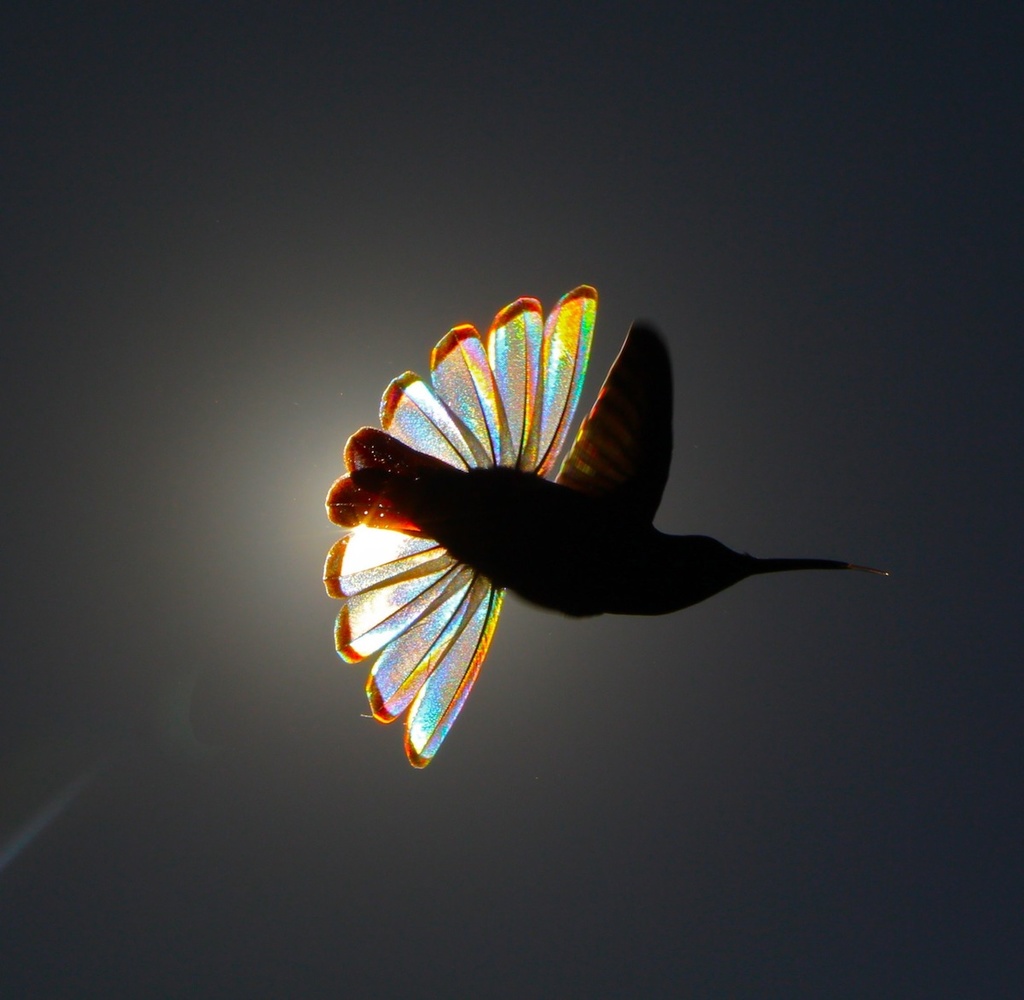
[{"xmin": 847, "ymin": 563, "xmax": 889, "ymax": 577}]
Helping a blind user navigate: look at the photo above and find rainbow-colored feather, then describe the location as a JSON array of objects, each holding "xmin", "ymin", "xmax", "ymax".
[{"xmin": 324, "ymin": 287, "xmax": 597, "ymax": 765}]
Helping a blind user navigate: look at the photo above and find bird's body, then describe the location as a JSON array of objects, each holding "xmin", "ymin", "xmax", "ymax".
[
  {"xmin": 324, "ymin": 286, "xmax": 883, "ymax": 765},
  {"xmin": 348, "ymin": 442, "xmax": 862, "ymax": 618}
]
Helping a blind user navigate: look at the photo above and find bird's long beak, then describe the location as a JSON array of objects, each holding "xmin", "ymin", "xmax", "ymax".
[{"xmin": 751, "ymin": 558, "xmax": 889, "ymax": 576}]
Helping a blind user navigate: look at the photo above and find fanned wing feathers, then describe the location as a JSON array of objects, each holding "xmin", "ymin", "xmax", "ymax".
[
  {"xmin": 324, "ymin": 286, "xmax": 597, "ymax": 765},
  {"xmin": 373, "ymin": 284, "xmax": 597, "ymax": 476},
  {"xmin": 483, "ymin": 287, "xmax": 597, "ymax": 473},
  {"xmin": 369, "ymin": 575, "xmax": 480, "ymax": 722},
  {"xmin": 330, "ymin": 528, "xmax": 462, "ymax": 662},
  {"xmin": 557, "ymin": 323, "xmax": 673, "ymax": 524},
  {"xmin": 323, "ymin": 526, "xmax": 501, "ymax": 767}
]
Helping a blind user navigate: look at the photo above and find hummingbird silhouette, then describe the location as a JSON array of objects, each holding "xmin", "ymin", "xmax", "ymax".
[{"xmin": 325, "ymin": 286, "xmax": 884, "ymax": 765}]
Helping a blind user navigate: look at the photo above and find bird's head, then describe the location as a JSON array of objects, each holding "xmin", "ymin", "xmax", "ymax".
[{"xmin": 659, "ymin": 535, "xmax": 756, "ymax": 611}]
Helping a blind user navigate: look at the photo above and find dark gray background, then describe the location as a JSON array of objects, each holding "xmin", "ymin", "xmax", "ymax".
[{"xmin": 2, "ymin": 3, "xmax": 1020, "ymax": 997}]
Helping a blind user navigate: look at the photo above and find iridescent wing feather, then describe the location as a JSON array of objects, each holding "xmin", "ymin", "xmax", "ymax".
[{"xmin": 324, "ymin": 286, "xmax": 597, "ymax": 765}]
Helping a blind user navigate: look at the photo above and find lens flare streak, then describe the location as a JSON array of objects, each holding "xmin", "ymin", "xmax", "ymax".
[{"xmin": 0, "ymin": 765, "xmax": 101, "ymax": 876}]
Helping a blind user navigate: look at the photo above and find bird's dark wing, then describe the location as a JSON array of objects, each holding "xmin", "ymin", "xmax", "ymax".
[{"xmin": 555, "ymin": 323, "xmax": 672, "ymax": 522}]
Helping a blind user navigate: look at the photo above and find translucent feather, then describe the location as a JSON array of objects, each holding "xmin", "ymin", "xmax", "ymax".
[
  {"xmin": 380, "ymin": 373, "xmax": 476, "ymax": 469},
  {"xmin": 430, "ymin": 325, "xmax": 507, "ymax": 467}
]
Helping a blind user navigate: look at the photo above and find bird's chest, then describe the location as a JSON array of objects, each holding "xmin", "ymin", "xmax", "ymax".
[{"xmin": 414, "ymin": 468, "xmax": 612, "ymax": 614}]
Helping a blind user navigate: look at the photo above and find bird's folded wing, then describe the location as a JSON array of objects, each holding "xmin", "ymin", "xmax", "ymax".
[{"xmin": 556, "ymin": 323, "xmax": 673, "ymax": 523}]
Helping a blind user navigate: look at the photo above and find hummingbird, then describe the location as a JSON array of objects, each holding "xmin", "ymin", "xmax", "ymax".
[{"xmin": 324, "ymin": 286, "xmax": 884, "ymax": 765}]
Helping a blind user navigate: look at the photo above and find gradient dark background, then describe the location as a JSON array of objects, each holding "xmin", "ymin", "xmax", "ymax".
[{"xmin": 2, "ymin": 3, "xmax": 1020, "ymax": 997}]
